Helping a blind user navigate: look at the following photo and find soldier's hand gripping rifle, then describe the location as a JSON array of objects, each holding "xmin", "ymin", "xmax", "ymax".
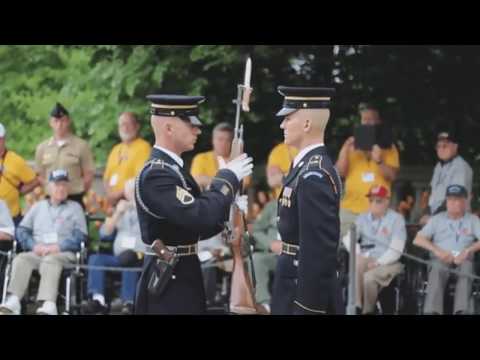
[{"xmin": 224, "ymin": 57, "xmax": 266, "ymax": 315}]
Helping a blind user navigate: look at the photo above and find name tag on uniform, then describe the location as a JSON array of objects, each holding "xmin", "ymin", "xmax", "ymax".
[
  {"xmin": 109, "ymin": 174, "xmax": 119, "ymax": 187},
  {"xmin": 43, "ymin": 233, "xmax": 59, "ymax": 244},
  {"xmin": 121, "ymin": 236, "xmax": 136, "ymax": 249},
  {"xmin": 362, "ymin": 172, "xmax": 375, "ymax": 183}
]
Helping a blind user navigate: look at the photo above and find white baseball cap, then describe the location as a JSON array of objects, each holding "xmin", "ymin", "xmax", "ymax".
[{"xmin": 0, "ymin": 123, "xmax": 5, "ymax": 138}]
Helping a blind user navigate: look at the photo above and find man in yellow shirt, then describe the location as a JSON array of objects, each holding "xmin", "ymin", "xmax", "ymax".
[
  {"xmin": 191, "ymin": 122, "xmax": 236, "ymax": 191},
  {"xmin": 103, "ymin": 112, "xmax": 151, "ymax": 207},
  {"xmin": 0, "ymin": 123, "xmax": 40, "ymax": 224},
  {"xmin": 336, "ymin": 103, "xmax": 400, "ymax": 238},
  {"xmin": 267, "ymin": 142, "xmax": 299, "ymax": 199}
]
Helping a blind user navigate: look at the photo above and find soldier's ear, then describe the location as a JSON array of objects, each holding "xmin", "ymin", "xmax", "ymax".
[
  {"xmin": 304, "ymin": 119, "xmax": 311, "ymax": 132},
  {"xmin": 165, "ymin": 122, "xmax": 174, "ymax": 134}
]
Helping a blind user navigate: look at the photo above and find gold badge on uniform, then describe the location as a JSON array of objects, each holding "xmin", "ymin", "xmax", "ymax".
[{"xmin": 176, "ymin": 186, "xmax": 194, "ymax": 205}]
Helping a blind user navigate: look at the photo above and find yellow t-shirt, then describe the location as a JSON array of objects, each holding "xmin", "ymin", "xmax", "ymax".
[
  {"xmin": 103, "ymin": 138, "xmax": 151, "ymax": 192},
  {"xmin": 341, "ymin": 145, "xmax": 400, "ymax": 214},
  {"xmin": 191, "ymin": 150, "xmax": 218, "ymax": 178},
  {"xmin": 0, "ymin": 150, "xmax": 37, "ymax": 217},
  {"xmin": 267, "ymin": 143, "xmax": 299, "ymax": 199},
  {"xmin": 190, "ymin": 150, "xmax": 251, "ymax": 188}
]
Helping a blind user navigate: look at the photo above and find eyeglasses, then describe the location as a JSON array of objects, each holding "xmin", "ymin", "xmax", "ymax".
[{"xmin": 369, "ymin": 198, "xmax": 386, "ymax": 204}]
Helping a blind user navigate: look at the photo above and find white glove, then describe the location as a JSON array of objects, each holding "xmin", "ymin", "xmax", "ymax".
[
  {"xmin": 217, "ymin": 153, "xmax": 253, "ymax": 182},
  {"xmin": 235, "ymin": 194, "xmax": 248, "ymax": 216}
]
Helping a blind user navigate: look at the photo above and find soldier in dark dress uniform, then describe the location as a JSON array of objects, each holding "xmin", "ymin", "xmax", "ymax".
[
  {"xmin": 134, "ymin": 94, "xmax": 253, "ymax": 314},
  {"xmin": 271, "ymin": 86, "xmax": 343, "ymax": 315}
]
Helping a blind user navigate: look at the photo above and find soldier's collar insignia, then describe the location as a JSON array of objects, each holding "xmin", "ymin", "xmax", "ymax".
[{"xmin": 176, "ymin": 186, "xmax": 194, "ymax": 205}]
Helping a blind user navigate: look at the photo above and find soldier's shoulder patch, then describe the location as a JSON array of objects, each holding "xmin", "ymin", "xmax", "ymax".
[{"xmin": 176, "ymin": 186, "xmax": 195, "ymax": 205}]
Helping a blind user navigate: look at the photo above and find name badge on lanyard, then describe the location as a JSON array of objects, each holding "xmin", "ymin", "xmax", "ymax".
[
  {"xmin": 43, "ymin": 232, "xmax": 59, "ymax": 244},
  {"xmin": 110, "ymin": 173, "xmax": 119, "ymax": 187},
  {"xmin": 362, "ymin": 172, "xmax": 375, "ymax": 183}
]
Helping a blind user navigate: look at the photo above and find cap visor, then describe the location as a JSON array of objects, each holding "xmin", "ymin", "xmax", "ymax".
[
  {"xmin": 51, "ymin": 177, "xmax": 69, "ymax": 182},
  {"xmin": 276, "ymin": 108, "xmax": 298, "ymax": 117},
  {"xmin": 188, "ymin": 116, "xmax": 202, "ymax": 126}
]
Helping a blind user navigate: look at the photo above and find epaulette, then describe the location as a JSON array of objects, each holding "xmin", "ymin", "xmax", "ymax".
[{"xmin": 296, "ymin": 155, "xmax": 342, "ymax": 196}]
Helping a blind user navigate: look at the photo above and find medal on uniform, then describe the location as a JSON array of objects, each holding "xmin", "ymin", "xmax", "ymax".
[{"xmin": 283, "ymin": 187, "xmax": 292, "ymax": 208}]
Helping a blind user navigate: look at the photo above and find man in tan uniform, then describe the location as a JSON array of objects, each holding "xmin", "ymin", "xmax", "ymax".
[{"xmin": 35, "ymin": 103, "xmax": 95, "ymax": 208}]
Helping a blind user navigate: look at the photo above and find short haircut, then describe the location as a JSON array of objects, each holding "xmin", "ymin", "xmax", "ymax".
[
  {"xmin": 213, "ymin": 122, "xmax": 234, "ymax": 135},
  {"xmin": 119, "ymin": 112, "xmax": 140, "ymax": 124}
]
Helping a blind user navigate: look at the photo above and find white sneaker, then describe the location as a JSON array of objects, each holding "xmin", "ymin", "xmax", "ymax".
[
  {"xmin": 261, "ymin": 303, "xmax": 271, "ymax": 314},
  {"xmin": 0, "ymin": 295, "xmax": 21, "ymax": 315},
  {"xmin": 36, "ymin": 301, "xmax": 58, "ymax": 315}
]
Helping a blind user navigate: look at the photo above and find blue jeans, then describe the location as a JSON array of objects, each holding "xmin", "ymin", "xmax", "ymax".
[{"xmin": 87, "ymin": 254, "xmax": 139, "ymax": 303}]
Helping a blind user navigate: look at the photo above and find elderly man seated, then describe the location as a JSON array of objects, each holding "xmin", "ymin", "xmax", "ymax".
[
  {"xmin": 0, "ymin": 169, "xmax": 87, "ymax": 315},
  {"xmin": 343, "ymin": 185, "xmax": 406, "ymax": 314},
  {"xmin": 414, "ymin": 184, "xmax": 480, "ymax": 315},
  {"xmin": 82, "ymin": 179, "xmax": 145, "ymax": 315}
]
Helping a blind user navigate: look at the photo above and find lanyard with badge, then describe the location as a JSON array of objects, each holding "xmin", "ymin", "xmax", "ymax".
[
  {"xmin": 362, "ymin": 215, "xmax": 383, "ymax": 255},
  {"xmin": 448, "ymin": 219, "xmax": 463, "ymax": 244},
  {"xmin": 361, "ymin": 153, "xmax": 376, "ymax": 184},
  {"xmin": 43, "ymin": 203, "xmax": 65, "ymax": 244},
  {"xmin": 110, "ymin": 146, "xmax": 129, "ymax": 187}
]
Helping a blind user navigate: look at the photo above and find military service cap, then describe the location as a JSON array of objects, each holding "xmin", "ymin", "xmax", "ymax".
[
  {"xmin": 147, "ymin": 94, "xmax": 205, "ymax": 126},
  {"xmin": 446, "ymin": 184, "xmax": 468, "ymax": 198},
  {"xmin": 49, "ymin": 169, "xmax": 69, "ymax": 182},
  {"xmin": 276, "ymin": 86, "xmax": 335, "ymax": 117},
  {"xmin": 50, "ymin": 102, "xmax": 69, "ymax": 118}
]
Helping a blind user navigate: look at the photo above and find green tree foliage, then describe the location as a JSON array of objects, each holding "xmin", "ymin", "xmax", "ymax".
[{"xmin": 0, "ymin": 45, "xmax": 478, "ymax": 173}]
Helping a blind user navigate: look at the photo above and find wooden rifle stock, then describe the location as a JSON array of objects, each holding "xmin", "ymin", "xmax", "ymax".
[{"xmin": 227, "ymin": 84, "xmax": 267, "ymax": 315}]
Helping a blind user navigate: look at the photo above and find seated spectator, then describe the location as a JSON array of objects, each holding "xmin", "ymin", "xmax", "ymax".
[
  {"xmin": 251, "ymin": 201, "xmax": 281, "ymax": 314},
  {"xmin": 82, "ymin": 179, "xmax": 145, "ymax": 315},
  {"xmin": 420, "ymin": 131, "xmax": 473, "ymax": 225},
  {"xmin": 0, "ymin": 199, "xmax": 15, "ymax": 292},
  {"xmin": 343, "ymin": 185, "xmax": 406, "ymax": 314},
  {"xmin": 197, "ymin": 232, "xmax": 230, "ymax": 307},
  {"xmin": 0, "ymin": 169, "xmax": 86, "ymax": 315},
  {"xmin": 414, "ymin": 184, "xmax": 480, "ymax": 315}
]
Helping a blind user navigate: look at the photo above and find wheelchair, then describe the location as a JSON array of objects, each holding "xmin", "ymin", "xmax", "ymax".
[
  {"xmin": 408, "ymin": 248, "xmax": 480, "ymax": 315},
  {"xmin": 0, "ymin": 212, "xmax": 99, "ymax": 315},
  {"xmin": 1, "ymin": 238, "xmax": 88, "ymax": 315}
]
